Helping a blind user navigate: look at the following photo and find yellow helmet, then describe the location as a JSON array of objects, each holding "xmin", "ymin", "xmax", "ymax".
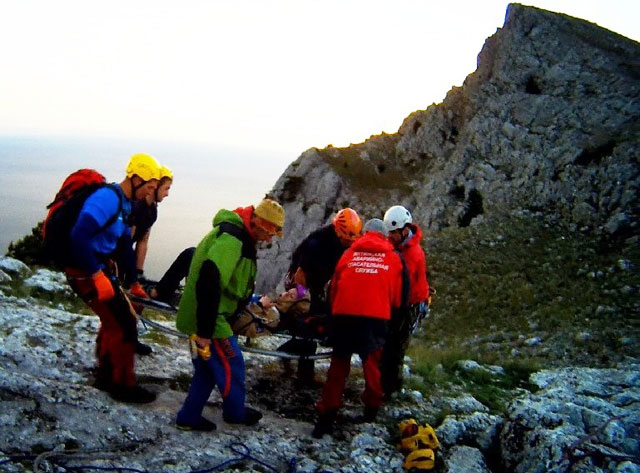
[
  {"xmin": 126, "ymin": 153, "xmax": 161, "ymax": 181},
  {"xmin": 254, "ymin": 198, "xmax": 285, "ymax": 232},
  {"xmin": 159, "ymin": 165, "xmax": 173, "ymax": 181},
  {"xmin": 402, "ymin": 448, "xmax": 435, "ymax": 471}
]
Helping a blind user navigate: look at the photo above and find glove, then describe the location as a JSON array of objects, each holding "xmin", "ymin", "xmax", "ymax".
[
  {"xmin": 92, "ymin": 270, "xmax": 115, "ymax": 302},
  {"xmin": 130, "ymin": 281, "xmax": 149, "ymax": 299},
  {"xmin": 419, "ymin": 301, "xmax": 429, "ymax": 321}
]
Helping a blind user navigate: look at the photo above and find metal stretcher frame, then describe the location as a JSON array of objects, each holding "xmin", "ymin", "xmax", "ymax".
[{"xmin": 129, "ymin": 295, "xmax": 333, "ymax": 361}]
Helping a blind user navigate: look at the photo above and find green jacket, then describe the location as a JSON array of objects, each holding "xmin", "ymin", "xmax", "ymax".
[{"xmin": 176, "ymin": 209, "xmax": 257, "ymax": 338}]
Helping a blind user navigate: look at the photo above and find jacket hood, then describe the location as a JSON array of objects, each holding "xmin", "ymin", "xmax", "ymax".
[
  {"xmin": 212, "ymin": 208, "xmax": 244, "ymax": 229},
  {"xmin": 352, "ymin": 231, "xmax": 394, "ymax": 253},
  {"xmin": 404, "ymin": 223, "xmax": 423, "ymax": 248}
]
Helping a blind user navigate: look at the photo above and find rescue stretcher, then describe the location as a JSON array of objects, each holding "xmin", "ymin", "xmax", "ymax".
[{"xmin": 128, "ymin": 293, "xmax": 334, "ymax": 361}]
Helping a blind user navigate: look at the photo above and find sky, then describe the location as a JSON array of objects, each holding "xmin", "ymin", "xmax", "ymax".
[{"xmin": 1, "ymin": 0, "xmax": 638, "ymax": 160}]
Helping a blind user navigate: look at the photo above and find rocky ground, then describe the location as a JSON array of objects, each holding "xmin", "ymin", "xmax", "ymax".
[{"xmin": 1, "ymin": 256, "xmax": 639, "ymax": 473}]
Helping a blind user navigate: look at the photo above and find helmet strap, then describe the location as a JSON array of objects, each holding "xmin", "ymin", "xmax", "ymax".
[
  {"xmin": 401, "ymin": 227, "xmax": 413, "ymax": 245},
  {"xmin": 131, "ymin": 176, "xmax": 147, "ymax": 199}
]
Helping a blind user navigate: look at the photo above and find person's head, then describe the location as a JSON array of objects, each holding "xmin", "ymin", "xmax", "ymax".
[
  {"xmin": 363, "ymin": 218, "xmax": 388, "ymax": 236},
  {"xmin": 155, "ymin": 165, "xmax": 173, "ymax": 203},
  {"xmin": 384, "ymin": 205, "xmax": 412, "ymax": 246},
  {"xmin": 332, "ymin": 208, "xmax": 362, "ymax": 246},
  {"xmin": 126, "ymin": 153, "xmax": 161, "ymax": 200},
  {"xmin": 251, "ymin": 198, "xmax": 285, "ymax": 243}
]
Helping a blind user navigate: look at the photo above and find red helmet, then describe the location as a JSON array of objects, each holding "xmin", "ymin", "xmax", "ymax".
[{"xmin": 332, "ymin": 208, "xmax": 362, "ymax": 242}]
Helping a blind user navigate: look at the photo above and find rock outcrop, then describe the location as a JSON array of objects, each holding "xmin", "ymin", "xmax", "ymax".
[{"xmin": 257, "ymin": 3, "xmax": 640, "ymax": 292}]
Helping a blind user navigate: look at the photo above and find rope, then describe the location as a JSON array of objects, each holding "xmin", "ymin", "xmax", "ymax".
[
  {"xmin": 1, "ymin": 442, "xmax": 335, "ymax": 473},
  {"xmin": 555, "ymin": 414, "xmax": 638, "ymax": 466}
]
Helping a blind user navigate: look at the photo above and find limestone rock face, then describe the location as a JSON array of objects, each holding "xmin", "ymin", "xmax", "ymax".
[
  {"xmin": 257, "ymin": 3, "xmax": 640, "ymax": 292},
  {"xmin": 499, "ymin": 364, "xmax": 640, "ymax": 472}
]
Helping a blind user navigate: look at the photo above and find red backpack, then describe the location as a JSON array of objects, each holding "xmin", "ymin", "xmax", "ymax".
[{"xmin": 42, "ymin": 169, "xmax": 121, "ymax": 267}]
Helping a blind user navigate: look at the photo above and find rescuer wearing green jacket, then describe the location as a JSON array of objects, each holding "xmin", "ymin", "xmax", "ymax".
[{"xmin": 175, "ymin": 199, "xmax": 285, "ymax": 432}]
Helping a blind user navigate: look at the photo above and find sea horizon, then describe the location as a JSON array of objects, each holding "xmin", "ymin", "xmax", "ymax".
[{"xmin": 0, "ymin": 134, "xmax": 295, "ymax": 279}]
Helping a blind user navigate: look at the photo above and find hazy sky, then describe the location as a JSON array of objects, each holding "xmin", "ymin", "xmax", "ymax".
[{"xmin": 1, "ymin": 1, "xmax": 638, "ymax": 157}]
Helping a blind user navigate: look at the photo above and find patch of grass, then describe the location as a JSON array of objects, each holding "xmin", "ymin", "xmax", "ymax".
[
  {"xmin": 169, "ymin": 373, "xmax": 193, "ymax": 392},
  {"xmin": 139, "ymin": 308, "xmax": 174, "ymax": 322},
  {"xmin": 416, "ymin": 214, "xmax": 639, "ymax": 369},
  {"xmin": 139, "ymin": 330, "xmax": 172, "ymax": 347},
  {"xmin": 315, "ymin": 135, "xmax": 414, "ymax": 201},
  {"xmin": 457, "ymin": 362, "xmax": 539, "ymax": 414},
  {"xmin": 405, "ymin": 213, "xmax": 638, "ymax": 407},
  {"xmin": 408, "ymin": 341, "xmax": 540, "ymax": 414}
]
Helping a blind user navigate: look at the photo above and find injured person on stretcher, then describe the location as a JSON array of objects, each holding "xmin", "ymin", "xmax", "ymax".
[{"xmin": 230, "ymin": 286, "xmax": 330, "ymax": 386}]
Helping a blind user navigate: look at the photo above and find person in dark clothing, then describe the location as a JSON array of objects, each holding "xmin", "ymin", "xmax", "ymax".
[
  {"xmin": 117, "ymin": 164, "xmax": 173, "ymax": 355},
  {"xmin": 313, "ymin": 218, "xmax": 408, "ymax": 438},
  {"xmin": 150, "ymin": 246, "xmax": 195, "ymax": 304},
  {"xmin": 279, "ymin": 208, "xmax": 363, "ymax": 385},
  {"xmin": 287, "ymin": 208, "xmax": 363, "ymax": 316},
  {"xmin": 129, "ymin": 164, "xmax": 173, "ymax": 280}
]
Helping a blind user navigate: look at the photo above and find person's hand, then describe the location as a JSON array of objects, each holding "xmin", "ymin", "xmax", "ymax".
[
  {"xmin": 194, "ymin": 336, "xmax": 211, "ymax": 348},
  {"xmin": 129, "ymin": 281, "xmax": 149, "ymax": 299},
  {"xmin": 259, "ymin": 295, "xmax": 273, "ymax": 308},
  {"xmin": 92, "ymin": 270, "xmax": 115, "ymax": 302}
]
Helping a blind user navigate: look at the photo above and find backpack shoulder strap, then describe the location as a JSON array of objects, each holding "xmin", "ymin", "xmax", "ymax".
[
  {"xmin": 218, "ymin": 221, "xmax": 257, "ymax": 261},
  {"xmin": 396, "ymin": 249, "xmax": 410, "ymax": 309},
  {"xmin": 92, "ymin": 184, "xmax": 124, "ymax": 236}
]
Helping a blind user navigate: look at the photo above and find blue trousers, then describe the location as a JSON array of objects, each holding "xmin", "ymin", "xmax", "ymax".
[{"xmin": 176, "ymin": 336, "xmax": 247, "ymax": 425}]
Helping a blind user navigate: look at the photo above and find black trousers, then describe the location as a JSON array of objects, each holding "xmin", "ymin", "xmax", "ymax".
[
  {"xmin": 380, "ymin": 306, "xmax": 413, "ymax": 396},
  {"xmin": 154, "ymin": 247, "xmax": 195, "ymax": 301}
]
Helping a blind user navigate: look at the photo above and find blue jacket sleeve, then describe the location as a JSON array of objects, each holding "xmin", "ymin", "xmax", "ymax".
[{"xmin": 69, "ymin": 213, "xmax": 102, "ymax": 274}]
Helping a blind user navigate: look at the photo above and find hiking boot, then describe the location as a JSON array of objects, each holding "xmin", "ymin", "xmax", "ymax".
[
  {"xmin": 296, "ymin": 359, "xmax": 323, "ymax": 388},
  {"xmin": 93, "ymin": 378, "xmax": 112, "ymax": 392},
  {"xmin": 223, "ymin": 407, "xmax": 263, "ymax": 426},
  {"xmin": 176, "ymin": 416, "xmax": 217, "ymax": 432},
  {"xmin": 109, "ymin": 385, "xmax": 156, "ymax": 404},
  {"xmin": 312, "ymin": 411, "xmax": 337, "ymax": 439},
  {"xmin": 353, "ymin": 406, "xmax": 379, "ymax": 424},
  {"xmin": 135, "ymin": 341, "xmax": 153, "ymax": 356}
]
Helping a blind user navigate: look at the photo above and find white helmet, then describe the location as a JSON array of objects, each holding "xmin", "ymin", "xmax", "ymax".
[{"xmin": 384, "ymin": 205, "xmax": 412, "ymax": 232}]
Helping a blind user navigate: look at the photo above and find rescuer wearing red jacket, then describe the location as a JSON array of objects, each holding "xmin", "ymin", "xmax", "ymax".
[
  {"xmin": 313, "ymin": 218, "xmax": 408, "ymax": 438},
  {"xmin": 380, "ymin": 205, "xmax": 430, "ymax": 397}
]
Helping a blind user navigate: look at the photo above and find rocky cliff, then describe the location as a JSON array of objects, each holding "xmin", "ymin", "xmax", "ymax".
[{"xmin": 256, "ymin": 3, "xmax": 640, "ymax": 292}]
